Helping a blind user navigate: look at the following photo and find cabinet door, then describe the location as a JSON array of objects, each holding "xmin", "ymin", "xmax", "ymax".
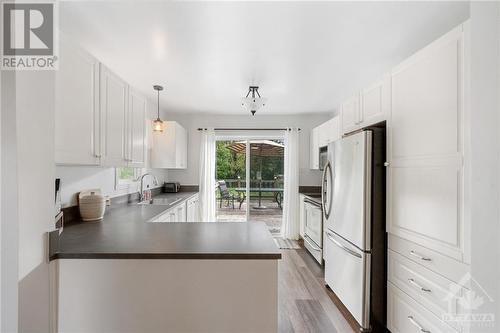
[
  {"xmin": 325, "ymin": 116, "xmax": 340, "ymax": 143},
  {"xmin": 187, "ymin": 201, "xmax": 194, "ymax": 222},
  {"xmin": 157, "ymin": 211, "xmax": 171, "ymax": 223},
  {"xmin": 127, "ymin": 89, "xmax": 146, "ymax": 168},
  {"xmin": 100, "ymin": 65, "xmax": 128, "ymax": 167},
  {"xmin": 193, "ymin": 197, "xmax": 200, "ymax": 222},
  {"xmin": 187, "ymin": 196, "xmax": 199, "ymax": 222},
  {"xmin": 299, "ymin": 195, "xmax": 306, "ymax": 237},
  {"xmin": 55, "ymin": 39, "xmax": 100, "ymax": 165},
  {"xmin": 309, "ymin": 128, "xmax": 319, "ymax": 170},
  {"xmin": 388, "ymin": 24, "xmax": 467, "ymax": 261},
  {"xmin": 151, "ymin": 121, "xmax": 188, "ymax": 169},
  {"xmin": 360, "ymin": 75, "xmax": 390, "ymax": 127},
  {"xmin": 341, "ymin": 94, "xmax": 360, "ymax": 134},
  {"xmin": 175, "ymin": 203, "xmax": 187, "ymax": 222},
  {"xmin": 317, "ymin": 123, "xmax": 328, "ymax": 148}
]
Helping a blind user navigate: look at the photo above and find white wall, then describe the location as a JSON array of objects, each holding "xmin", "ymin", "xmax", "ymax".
[
  {"xmin": 1, "ymin": 70, "xmax": 19, "ymax": 333},
  {"xmin": 164, "ymin": 112, "xmax": 332, "ymax": 186},
  {"xmin": 56, "ymin": 166, "xmax": 168, "ymax": 207},
  {"xmin": 14, "ymin": 71, "xmax": 55, "ymax": 332},
  {"xmin": 470, "ymin": 2, "xmax": 500, "ymax": 331}
]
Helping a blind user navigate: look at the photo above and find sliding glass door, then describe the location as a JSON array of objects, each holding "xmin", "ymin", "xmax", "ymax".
[
  {"xmin": 215, "ymin": 134, "xmax": 284, "ymax": 234},
  {"xmin": 215, "ymin": 140, "xmax": 247, "ymax": 222},
  {"xmin": 249, "ymin": 140, "xmax": 284, "ymax": 235}
]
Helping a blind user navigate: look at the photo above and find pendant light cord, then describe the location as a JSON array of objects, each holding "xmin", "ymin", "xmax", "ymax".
[{"xmin": 157, "ymin": 89, "xmax": 160, "ymax": 119}]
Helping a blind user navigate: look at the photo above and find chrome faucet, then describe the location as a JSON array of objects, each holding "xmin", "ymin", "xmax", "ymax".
[{"xmin": 138, "ymin": 173, "xmax": 159, "ymax": 201}]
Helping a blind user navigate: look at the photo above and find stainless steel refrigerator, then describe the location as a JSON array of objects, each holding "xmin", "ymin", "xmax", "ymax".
[{"xmin": 322, "ymin": 129, "xmax": 386, "ymax": 332}]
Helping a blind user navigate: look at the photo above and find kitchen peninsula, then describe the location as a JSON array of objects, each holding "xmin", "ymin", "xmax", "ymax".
[{"xmin": 49, "ymin": 195, "xmax": 281, "ymax": 333}]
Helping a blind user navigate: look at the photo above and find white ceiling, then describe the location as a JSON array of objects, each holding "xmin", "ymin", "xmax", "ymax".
[{"xmin": 60, "ymin": 1, "xmax": 469, "ymax": 115}]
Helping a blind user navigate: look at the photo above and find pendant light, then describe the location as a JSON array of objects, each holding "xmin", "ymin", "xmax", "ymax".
[
  {"xmin": 152, "ymin": 85, "xmax": 164, "ymax": 132},
  {"xmin": 241, "ymin": 86, "xmax": 266, "ymax": 116}
]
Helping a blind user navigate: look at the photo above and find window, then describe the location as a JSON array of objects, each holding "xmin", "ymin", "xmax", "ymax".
[{"xmin": 115, "ymin": 167, "xmax": 141, "ymax": 190}]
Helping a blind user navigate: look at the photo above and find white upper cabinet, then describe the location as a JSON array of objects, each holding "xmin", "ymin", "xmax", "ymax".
[
  {"xmin": 340, "ymin": 94, "xmax": 360, "ymax": 134},
  {"xmin": 360, "ymin": 75, "xmax": 391, "ymax": 127},
  {"xmin": 340, "ymin": 75, "xmax": 390, "ymax": 135},
  {"xmin": 387, "ymin": 23, "xmax": 468, "ymax": 262},
  {"xmin": 127, "ymin": 89, "xmax": 147, "ymax": 168},
  {"xmin": 309, "ymin": 116, "xmax": 340, "ymax": 170},
  {"xmin": 318, "ymin": 117, "xmax": 340, "ymax": 148},
  {"xmin": 55, "ymin": 39, "xmax": 100, "ymax": 165},
  {"xmin": 100, "ymin": 65, "xmax": 129, "ymax": 167},
  {"xmin": 55, "ymin": 41, "xmax": 148, "ymax": 167},
  {"xmin": 151, "ymin": 121, "xmax": 188, "ymax": 169}
]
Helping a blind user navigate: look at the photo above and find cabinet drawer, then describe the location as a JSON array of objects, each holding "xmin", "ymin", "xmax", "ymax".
[
  {"xmin": 388, "ymin": 282, "xmax": 458, "ymax": 333},
  {"xmin": 388, "ymin": 250, "xmax": 466, "ymax": 330},
  {"xmin": 389, "ymin": 235, "xmax": 469, "ymax": 288}
]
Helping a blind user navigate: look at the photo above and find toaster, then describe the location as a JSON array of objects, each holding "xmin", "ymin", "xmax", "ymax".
[{"xmin": 163, "ymin": 182, "xmax": 181, "ymax": 193}]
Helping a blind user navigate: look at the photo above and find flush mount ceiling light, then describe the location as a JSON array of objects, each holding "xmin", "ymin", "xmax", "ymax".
[
  {"xmin": 152, "ymin": 85, "xmax": 164, "ymax": 132},
  {"xmin": 241, "ymin": 86, "xmax": 266, "ymax": 116}
]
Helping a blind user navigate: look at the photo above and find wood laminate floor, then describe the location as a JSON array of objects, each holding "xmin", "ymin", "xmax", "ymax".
[{"xmin": 278, "ymin": 248, "xmax": 357, "ymax": 333}]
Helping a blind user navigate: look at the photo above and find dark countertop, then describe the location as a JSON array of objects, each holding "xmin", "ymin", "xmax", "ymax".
[{"xmin": 50, "ymin": 192, "xmax": 281, "ymax": 261}]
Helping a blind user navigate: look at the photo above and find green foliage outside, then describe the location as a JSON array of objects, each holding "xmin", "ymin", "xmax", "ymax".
[
  {"xmin": 216, "ymin": 141, "xmax": 284, "ymax": 199},
  {"xmin": 118, "ymin": 167, "xmax": 135, "ymax": 180},
  {"xmin": 216, "ymin": 141, "xmax": 246, "ymax": 181}
]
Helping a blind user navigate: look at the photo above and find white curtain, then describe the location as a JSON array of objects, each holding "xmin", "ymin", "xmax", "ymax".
[
  {"xmin": 281, "ymin": 128, "xmax": 300, "ymax": 239},
  {"xmin": 198, "ymin": 129, "xmax": 216, "ymax": 222}
]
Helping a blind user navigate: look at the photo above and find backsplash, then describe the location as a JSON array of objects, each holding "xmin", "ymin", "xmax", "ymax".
[{"xmin": 56, "ymin": 166, "xmax": 168, "ymax": 207}]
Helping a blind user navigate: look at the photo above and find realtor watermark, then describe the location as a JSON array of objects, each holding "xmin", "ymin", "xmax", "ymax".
[
  {"xmin": 1, "ymin": 1, "xmax": 58, "ymax": 70},
  {"xmin": 442, "ymin": 272, "xmax": 495, "ymax": 328}
]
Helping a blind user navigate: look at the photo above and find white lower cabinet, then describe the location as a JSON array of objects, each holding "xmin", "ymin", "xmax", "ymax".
[
  {"xmin": 299, "ymin": 194, "xmax": 306, "ymax": 237},
  {"xmin": 388, "ymin": 250, "xmax": 467, "ymax": 332},
  {"xmin": 186, "ymin": 194, "xmax": 200, "ymax": 222},
  {"xmin": 175, "ymin": 203, "xmax": 187, "ymax": 222},
  {"xmin": 388, "ymin": 235, "xmax": 470, "ymax": 287},
  {"xmin": 388, "ymin": 282, "xmax": 458, "ymax": 333},
  {"xmin": 151, "ymin": 194, "xmax": 199, "ymax": 223}
]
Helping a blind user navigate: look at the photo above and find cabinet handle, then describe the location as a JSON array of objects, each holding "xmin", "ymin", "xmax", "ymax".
[
  {"xmin": 409, "ymin": 250, "xmax": 432, "ymax": 261},
  {"xmin": 384, "ymin": 162, "xmax": 390, "ymax": 167},
  {"xmin": 407, "ymin": 316, "xmax": 430, "ymax": 333},
  {"xmin": 95, "ymin": 154, "xmax": 101, "ymax": 158},
  {"xmin": 408, "ymin": 278, "xmax": 432, "ymax": 293}
]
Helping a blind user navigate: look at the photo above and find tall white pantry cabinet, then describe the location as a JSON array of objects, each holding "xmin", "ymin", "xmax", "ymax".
[
  {"xmin": 335, "ymin": 21, "xmax": 472, "ymax": 333},
  {"xmin": 386, "ymin": 23, "xmax": 471, "ymax": 333}
]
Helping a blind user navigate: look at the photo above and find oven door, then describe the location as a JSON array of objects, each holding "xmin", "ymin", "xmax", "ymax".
[{"xmin": 304, "ymin": 200, "xmax": 323, "ymax": 248}]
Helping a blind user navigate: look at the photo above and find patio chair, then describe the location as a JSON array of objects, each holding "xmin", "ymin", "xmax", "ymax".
[{"xmin": 217, "ymin": 181, "xmax": 235, "ymax": 209}]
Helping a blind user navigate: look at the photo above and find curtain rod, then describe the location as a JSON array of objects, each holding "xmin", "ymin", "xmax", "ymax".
[{"xmin": 197, "ymin": 128, "xmax": 301, "ymax": 131}]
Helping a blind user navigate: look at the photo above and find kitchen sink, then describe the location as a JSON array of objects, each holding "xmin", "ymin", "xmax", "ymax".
[{"xmin": 137, "ymin": 197, "xmax": 185, "ymax": 206}]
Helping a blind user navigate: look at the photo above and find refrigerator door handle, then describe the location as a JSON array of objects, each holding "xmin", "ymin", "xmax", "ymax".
[
  {"xmin": 326, "ymin": 231, "xmax": 362, "ymax": 259},
  {"xmin": 407, "ymin": 316, "xmax": 431, "ymax": 333},
  {"xmin": 321, "ymin": 160, "xmax": 333, "ymax": 220}
]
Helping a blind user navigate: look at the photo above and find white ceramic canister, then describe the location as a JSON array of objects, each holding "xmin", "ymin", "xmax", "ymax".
[{"xmin": 79, "ymin": 189, "xmax": 106, "ymax": 222}]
